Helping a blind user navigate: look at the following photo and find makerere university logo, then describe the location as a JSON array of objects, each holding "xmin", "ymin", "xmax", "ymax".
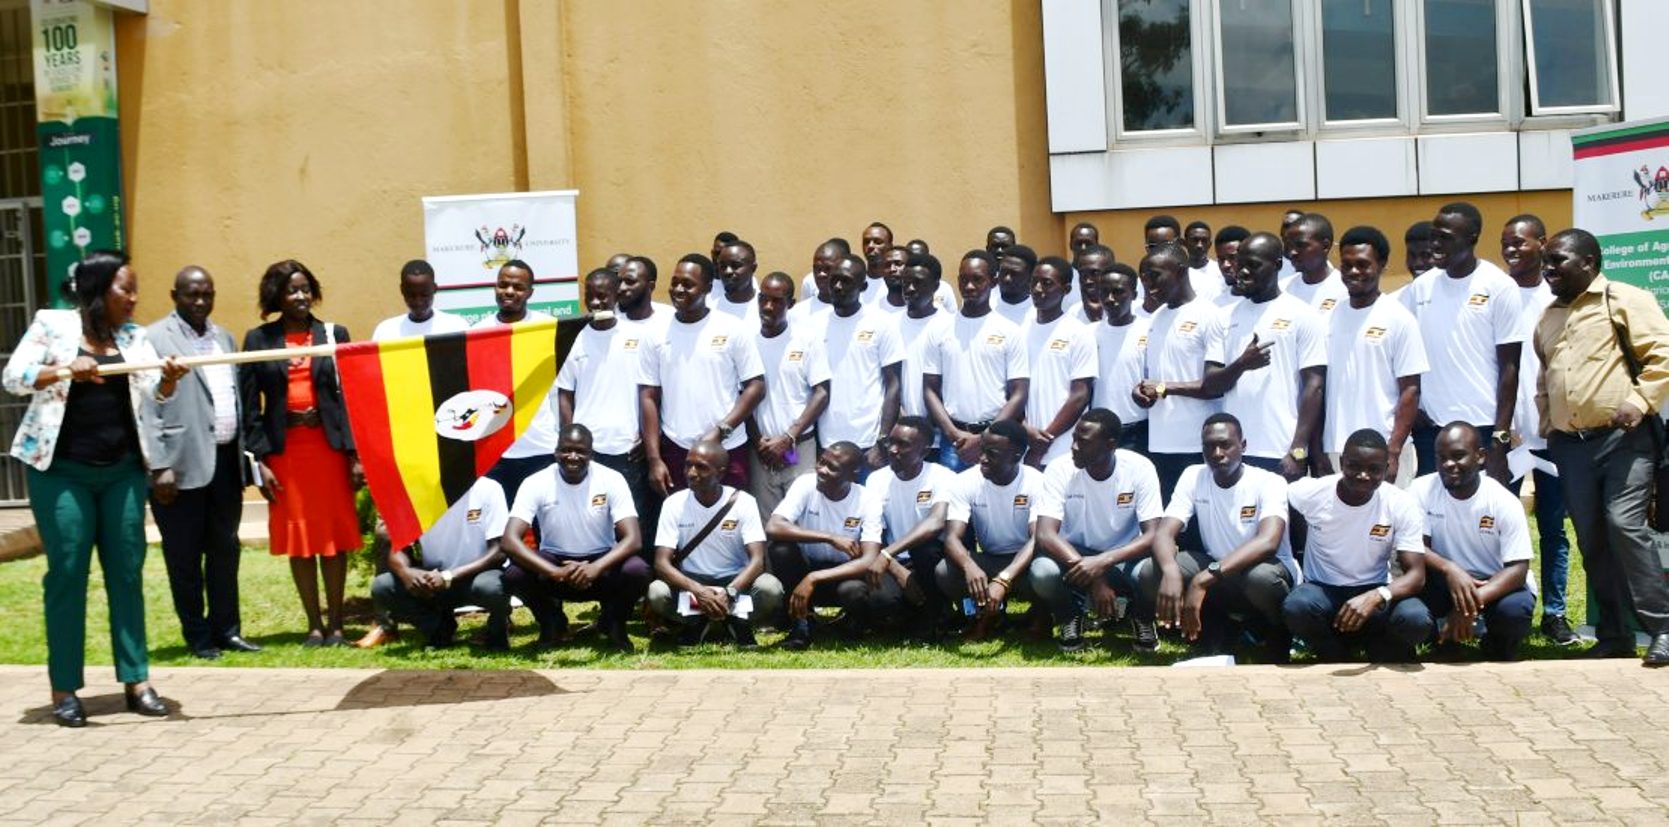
[{"xmin": 474, "ymin": 224, "xmax": 526, "ymax": 270}]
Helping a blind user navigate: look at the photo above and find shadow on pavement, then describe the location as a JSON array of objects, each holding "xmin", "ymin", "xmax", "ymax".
[{"xmin": 332, "ymin": 669, "xmax": 569, "ymax": 710}]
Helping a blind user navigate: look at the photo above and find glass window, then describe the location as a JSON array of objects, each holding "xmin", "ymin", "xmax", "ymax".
[
  {"xmin": 1524, "ymin": 0, "xmax": 1615, "ymax": 112},
  {"xmin": 1117, "ymin": 0, "xmax": 1194, "ymax": 132},
  {"xmin": 1217, "ymin": 0, "xmax": 1299, "ymax": 128},
  {"xmin": 1423, "ymin": 0, "xmax": 1500, "ymax": 117},
  {"xmin": 1321, "ymin": 0, "xmax": 1398, "ymax": 121}
]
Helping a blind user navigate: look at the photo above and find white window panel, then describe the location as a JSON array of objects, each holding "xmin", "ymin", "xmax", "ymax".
[
  {"xmin": 1417, "ymin": 132, "xmax": 1520, "ymax": 193},
  {"xmin": 1317, "ymin": 0, "xmax": 1403, "ymax": 127},
  {"xmin": 1107, "ymin": 0, "xmax": 1205, "ymax": 139},
  {"xmin": 1315, "ymin": 137, "xmax": 1419, "ymax": 198},
  {"xmin": 1418, "ymin": 0, "xmax": 1512, "ymax": 123},
  {"xmin": 1213, "ymin": 141, "xmax": 1315, "ymax": 203},
  {"xmin": 1043, "ymin": 0, "xmax": 1110, "ymax": 153},
  {"xmin": 1522, "ymin": 0, "xmax": 1619, "ymax": 116},
  {"xmin": 1213, "ymin": 0, "xmax": 1304, "ymax": 133}
]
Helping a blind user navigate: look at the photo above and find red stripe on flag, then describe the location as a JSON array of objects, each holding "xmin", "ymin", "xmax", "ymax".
[
  {"xmin": 335, "ymin": 340, "xmax": 423, "ymax": 546},
  {"xmin": 466, "ymin": 325, "xmax": 517, "ymax": 477},
  {"xmin": 1573, "ymin": 134, "xmax": 1669, "ymax": 159}
]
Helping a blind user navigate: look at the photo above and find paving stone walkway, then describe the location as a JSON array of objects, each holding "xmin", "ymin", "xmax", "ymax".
[{"xmin": 1, "ymin": 661, "xmax": 1665, "ymax": 824}]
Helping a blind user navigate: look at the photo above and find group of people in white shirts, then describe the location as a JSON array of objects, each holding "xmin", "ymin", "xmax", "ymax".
[{"xmin": 368, "ymin": 204, "xmax": 1570, "ymax": 662}]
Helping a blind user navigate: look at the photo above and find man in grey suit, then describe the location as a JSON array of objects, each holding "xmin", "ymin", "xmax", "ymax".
[{"xmin": 145, "ymin": 267, "xmax": 260, "ymax": 659}]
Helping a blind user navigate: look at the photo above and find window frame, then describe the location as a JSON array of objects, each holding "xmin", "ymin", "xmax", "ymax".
[
  {"xmin": 1520, "ymin": 0, "xmax": 1620, "ymax": 117},
  {"xmin": 1413, "ymin": 0, "xmax": 1516, "ymax": 128},
  {"xmin": 1102, "ymin": 0, "xmax": 1210, "ymax": 145},
  {"xmin": 1210, "ymin": 0, "xmax": 1307, "ymax": 136},
  {"xmin": 1312, "ymin": 0, "xmax": 1411, "ymax": 135}
]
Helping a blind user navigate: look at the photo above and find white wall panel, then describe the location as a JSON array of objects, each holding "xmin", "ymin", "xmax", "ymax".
[
  {"xmin": 1041, "ymin": 0, "xmax": 1108, "ymax": 153},
  {"xmin": 1621, "ymin": 0, "xmax": 1669, "ymax": 120},
  {"xmin": 1212, "ymin": 142, "xmax": 1315, "ymax": 204},
  {"xmin": 1315, "ymin": 138, "xmax": 1418, "ymax": 199},
  {"xmin": 1049, "ymin": 147, "xmax": 1214, "ymax": 212},
  {"xmin": 1417, "ymin": 132, "xmax": 1519, "ymax": 195},
  {"xmin": 1519, "ymin": 130, "xmax": 1574, "ymax": 191}
]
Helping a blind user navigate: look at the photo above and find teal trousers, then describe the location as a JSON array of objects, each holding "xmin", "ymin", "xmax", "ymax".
[{"xmin": 29, "ymin": 456, "xmax": 149, "ymax": 692}]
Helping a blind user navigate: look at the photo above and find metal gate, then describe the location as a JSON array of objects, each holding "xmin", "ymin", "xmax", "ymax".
[{"xmin": 0, "ymin": 200, "xmax": 41, "ymax": 504}]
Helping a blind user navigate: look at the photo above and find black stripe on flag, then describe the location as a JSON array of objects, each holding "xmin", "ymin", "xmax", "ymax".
[{"xmin": 425, "ymin": 330, "xmax": 478, "ymax": 506}]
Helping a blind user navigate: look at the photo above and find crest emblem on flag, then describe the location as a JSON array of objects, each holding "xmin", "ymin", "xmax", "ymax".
[{"xmin": 433, "ymin": 390, "xmax": 513, "ymax": 441}]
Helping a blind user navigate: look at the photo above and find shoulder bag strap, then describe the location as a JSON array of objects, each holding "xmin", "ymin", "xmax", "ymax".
[{"xmin": 670, "ymin": 489, "xmax": 742, "ymax": 567}]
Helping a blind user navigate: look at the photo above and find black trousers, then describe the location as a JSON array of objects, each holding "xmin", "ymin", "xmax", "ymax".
[
  {"xmin": 1550, "ymin": 427, "xmax": 1669, "ymax": 641},
  {"xmin": 150, "ymin": 441, "xmax": 244, "ymax": 650}
]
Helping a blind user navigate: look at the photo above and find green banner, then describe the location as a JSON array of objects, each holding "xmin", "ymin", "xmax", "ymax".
[{"xmin": 31, "ymin": 0, "xmax": 123, "ymax": 307}]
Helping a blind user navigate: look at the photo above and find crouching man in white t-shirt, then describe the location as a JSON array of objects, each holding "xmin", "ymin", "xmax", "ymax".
[
  {"xmin": 1283, "ymin": 429, "xmax": 1434, "ymax": 662},
  {"xmin": 646, "ymin": 440, "xmax": 784, "ymax": 648},
  {"xmin": 766, "ymin": 442, "xmax": 896, "ymax": 650},
  {"xmin": 369, "ymin": 477, "xmax": 511, "ymax": 649},
  {"xmin": 1138, "ymin": 413, "xmax": 1299, "ymax": 661},
  {"xmin": 1412, "ymin": 423, "xmax": 1535, "ymax": 660}
]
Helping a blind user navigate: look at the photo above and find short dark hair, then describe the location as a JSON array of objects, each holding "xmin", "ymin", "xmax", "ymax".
[
  {"xmin": 721, "ymin": 239, "xmax": 756, "ymax": 260},
  {"xmin": 559, "ymin": 422, "xmax": 593, "ymax": 445},
  {"xmin": 987, "ymin": 225, "xmax": 1015, "ymax": 239},
  {"xmin": 906, "ymin": 252, "xmax": 943, "ymax": 281},
  {"xmin": 1294, "ymin": 213, "xmax": 1334, "ymax": 242},
  {"xmin": 713, "ymin": 230, "xmax": 740, "ymax": 246},
  {"xmin": 1549, "ymin": 228, "xmax": 1602, "ymax": 267},
  {"xmin": 1078, "ymin": 408, "xmax": 1123, "ymax": 443},
  {"xmin": 1404, "ymin": 221, "xmax": 1434, "ymax": 244},
  {"xmin": 1437, "ymin": 201, "xmax": 1484, "ymax": 237},
  {"xmin": 907, "ymin": 238, "xmax": 930, "ymax": 252},
  {"xmin": 1184, "ymin": 220, "xmax": 1211, "ymax": 235},
  {"xmin": 1036, "ymin": 255, "xmax": 1073, "ymax": 286},
  {"xmin": 1077, "ymin": 243, "xmax": 1115, "ymax": 263},
  {"xmin": 1071, "ymin": 221, "xmax": 1098, "ymax": 234},
  {"xmin": 1144, "ymin": 241, "xmax": 1190, "ymax": 267},
  {"xmin": 824, "ymin": 237, "xmax": 852, "ymax": 255},
  {"xmin": 400, "ymin": 259, "xmax": 435, "ymax": 279},
  {"xmin": 839, "ymin": 253, "xmax": 867, "ymax": 272},
  {"xmin": 987, "ymin": 419, "xmax": 1028, "ymax": 455},
  {"xmin": 825, "ymin": 441, "xmax": 863, "ymax": 468},
  {"xmin": 1106, "ymin": 262, "xmax": 1138, "ymax": 282},
  {"xmin": 1002, "ymin": 244, "xmax": 1038, "ymax": 270},
  {"xmin": 1339, "ymin": 226, "xmax": 1390, "ymax": 265},
  {"xmin": 893, "ymin": 415, "xmax": 935, "ymax": 445},
  {"xmin": 867, "ymin": 221, "xmax": 893, "ymax": 238},
  {"xmin": 69, "ymin": 249, "xmax": 130, "ymax": 340},
  {"xmin": 1203, "ymin": 412, "xmax": 1243, "ymax": 437},
  {"xmin": 584, "ymin": 267, "xmax": 619, "ymax": 288},
  {"xmin": 1145, "ymin": 214, "xmax": 1181, "ymax": 233},
  {"xmin": 501, "ymin": 259, "xmax": 535, "ymax": 278},
  {"xmin": 677, "ymin": 253, "xmax": 715, "ymax": 284},
  {"xmin": 1504, "ymin": 213, "xmax": 1547, "ymax": 238},
  {"xmin": 258, "ymin": 259, "xmax": 321, "ymax": 317},
  {"xmin": 760, "ymin": 270, "xmax": 796, "ymax": 297},
  {"xmin": 625, "ymin": 255, "xmax": 658, "ymax": 282},
  {"xmin": 1344, "ymin": 428, "xmax": 1389, "ymax": 453},
  {"xmin": 1214, "ymin": 225, "xmax": 1250, "ymax": 246},
  {"xmin": 962, "ymin": 249, "xmax": 997, "ymax": 270}
]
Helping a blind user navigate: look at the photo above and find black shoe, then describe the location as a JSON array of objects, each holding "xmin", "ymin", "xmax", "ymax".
[
  {"xmin": 219, "ymin": 635, "xmax": 263, "ymax": 653},
  {"xmin": 124, "ymin": 686, "xmax": 168, "ymax": 717},
  {"xmin": 1058, "ymin": 613, "xmax": 1086, "ymax": 653},
  {"xmin": 781, "ymin": 619, "xmax": 813, "ymax": 651},
  {"xmin": 52, "ymin": 695, "xmax": 85, "ymax": 728},
  {"xmin": 678, "ymin": 621, "xmax": 709, "ymax": 647},
  {"xmin": 728, "ymin": 618, "xmax": 759, "ymax": 650},
  {"xmin": 603, "ymin": 619, "xmax": 634, "ymax": 654},
  {"xmin": 1131, "ymin": 617, "xmax": 1159, "ymax": 653},
  {"xmin": 1539, "ymin": 615, "xmax": 1579, "ymax": 647},
  {"xmin": 189, "ymin": 646, "xmax": 222, "ymax": 660},
  {"xmin": 1644, "ymin": 633, "xmax": 1669, "ymax": 667},
  {"xmin": 1585, "ymin": 639, "xmax": 1639, "ymax": 659}
]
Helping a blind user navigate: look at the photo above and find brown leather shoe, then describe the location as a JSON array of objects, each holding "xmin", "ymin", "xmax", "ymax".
[{"xmin": 353, "ymin": 625, "xmax": 399, "ymax": 649}]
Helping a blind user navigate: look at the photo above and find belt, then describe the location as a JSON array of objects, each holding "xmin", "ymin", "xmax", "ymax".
[
  {"xmin": 951, "ymin": 419, "xmax": 993, "ymax": 433},
  {"xmin": 1553, "ymin": 425, "xmax": 1618, "ymax": 441},
  {"xmin": 285, "ymin": 408, "xmax": 322, "ymax": 428}
]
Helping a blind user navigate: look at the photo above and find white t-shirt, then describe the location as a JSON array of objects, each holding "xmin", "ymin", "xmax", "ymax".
[
  {"xmin": 993, "ymin": 297, "xmax": 1033, "ymax": 328},
  {"xmin": 372, "ymin": 310, "xmax": 469, "ymax": 342},
  {"xmin": 1513, "ymin": 281, "xmax": 1556, "ymax": 452},
  {"xmin": 638, "ymin": 310, "xmax": 765, "ymax": 451},
  {"xmin": 818, "ymin": 307, "xmax": 905, "ymax": 448},
  {"xmin": 1092, "ymin": 316, "xmax": 1151, "ymax": 427},
  {"xmin": 1324, "ymin": 298, "xmax": 1430, "ymax": 453},
  {"xmin": 896, "ymin": 310, "xmax": 955, "ymax": 418},
  {"xmin": 511, "ymin": 463, "xmax": 638, "ymax": 559},
  {"xmin": 1398, "ymin": 260, "xmax": 1523, "ymax": 425},
  {"xmin": 555, "ymin": 322, "xmax": 645, "ymax": 456},
  {"xmin": 1288, "ymin": 476, "xmax": 1426, "ymax": 587},
  {"xmin": 1189, "ymin": 265, "xmax": 1224, "ymax": 304},
  {"xmin": 1162, "ymin": 464, "xmax": 1298, "ymax": 581},
  {"xmin": 655, "ymin": 486, "xmax": 766, "ymax": 579},
  {"xmin": 473, "ymin": 310, "xmax": 558, "ymax": 458},
  {"xmin": 860, "ymin": 462, "xmax": 955, "ymax": 553},
  {"xmin": 416, "ymin": 477, "xmax": 510, "ymax": 571},
  {"xmin": 1036, "ymin": 451, "xmax": 1163, "ymax": 552},
  {"xmin": 1280, "ymin": 266, "xmax": 1348, "ymax": 315},
  {"xmin": 708, "ymin": 291, "xmax": 761, "ymax": 329},
  {"xmin": 1145, "ymin": 299, "xmax": 1223, "ymax": 454},
  {"xmin": 752, "ymin": 322, "xmax": 831, "ymax": 439},
  {"xmin": 623, "ymin": 302, "xmax": 676, "ymax": 339},
  {"xmin": 1410, "ymin": 474, "xmax": 1532, "ymax": 580},
  {"xmin": 945, "ymin": 465, "xmax": 1045, "ymax": 556},
  {"xmin": 772, "ymin": 474, "xmax": 868, "ymax": 565},
  {"xmin": 925, "ymin": 311, "xmax": 1029, "ymax": 424},
  {"xmin": 1022, "ymin": 313, "xmax": 1099, "ymax": 464},
  {"xmin": 1205, "ymin": 293, "xmax": 1327, "ymax": 459}
]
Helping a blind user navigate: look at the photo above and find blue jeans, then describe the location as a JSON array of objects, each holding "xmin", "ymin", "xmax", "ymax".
[
  {"xmin": 1029, "ymin": 551, "xmax": 1144, "ymax": 623},
  {"xmin": 1282, "ymin": 582, "xmax": 1433, "ymax": 662},
  {"xmin": 1506, "ymin": 451, "xmax": 1571, "ymax": 617},
  {"xmin": 937, "ymin": 433, "xmax": 973, "ymax": 473}
]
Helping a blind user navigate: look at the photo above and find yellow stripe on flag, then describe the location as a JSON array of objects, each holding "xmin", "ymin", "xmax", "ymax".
[
  {"xmin": 378, "ymin": 337, "xmax": 449, "ymax": 528},
  {"xmin": 510, "ymin": 318, "xmax": 559, "ymax": 438}
]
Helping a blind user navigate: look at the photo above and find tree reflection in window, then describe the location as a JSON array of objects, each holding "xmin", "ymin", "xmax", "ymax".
[{"xmin": 1119, "ymin": 0, "xmax": 1194, "ymax": 132}]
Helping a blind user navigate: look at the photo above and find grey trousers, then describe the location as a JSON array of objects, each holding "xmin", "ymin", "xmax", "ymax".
[
  {"xmin": 748, "ymin": 435, "xmax": 818, "ymax": 524},
  {"xmin": 1550, "ymin": 427, "xmax": 1669, "ymax": 640},
  {"xmin": 370, "ymin": 569, "xmax": 510, "ymax": 643},
  {"xmin": 647, "ymin": 572, "xmax": 785, "ymax": 626},
  {"xmin": 1134, "ymin": 549, "xmax": 1293, "ymax": 628}
]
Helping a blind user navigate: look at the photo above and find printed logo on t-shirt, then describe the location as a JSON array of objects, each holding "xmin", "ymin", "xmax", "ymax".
[
  {"xmin": 1178, "ymin": 321, "xmax": 1197, "ymax": 333},
  {"xmin": 1319, "ymin": 298, "xmax": 1337, "ymax": 311},
  {"xmin": 466, "ymin": 509, "xmax": 483, "ymax": 523},
  {"xmin": 623, "ymin": 338, "xmax": 639, "ymax": 351},
  {"xmin": 1238, "ymin": 505, "xmax": 1258, "ymax": 522},
  {"xmin": 1013, "ymin": 494, "xmax": 1030, "ymax": 508},
  {"xmin": 719, "ymin": 519, "xmax": 739, "ymax": 531},
  {"xmin": 857, "ymin": 330, "xmax": 875, "ymax": 342},
  {"xmin": 916, "ymin": 489, "xmax": 934, "ymax": 503},
  {"xmin": 590, "ymin": 494, "xmax": 608, "ymax": 507},
  {"xmin": 710, "ymin": 335, "xmax": 729, "ymax": 348},
  {"xmin": 1271, "ymin": 318, "xmax": 1292, "ymax": 331},
  {"xmin": 843, "ymin": 517, "xmax": 862, "ymax": 529},
  {"xmin": 1478, "ymin": 515, "xmax": 1496, "ymax": 533},
  {"xmin": 1364, "ymin": 326, "xmax": 1387, "ymax": 340},
  {"xmin": 1466, "ymin": 293, "xmax": 1489, "ymax": 307},
  {"xmin": 1048, "ymin": 338, "xmax": 1069, "ymax": 351},
  {"xmin": 1136, "ymin": 335, "xmax": 1148, "ymax": 348},
  {"xmin": 986, "ymin": 334, "xmax": 1006, "ymax": 346},
  {"xmin": 1368, "ymin": 523, "xmax": 1391, "ymax": 538},
  {"xmin": 1116, "ymin": 491, "xmax": 1134, "ymax": 507},
  {"xmin": 787, "ymin": 350, "xmax": 805, "ymax": 363}
]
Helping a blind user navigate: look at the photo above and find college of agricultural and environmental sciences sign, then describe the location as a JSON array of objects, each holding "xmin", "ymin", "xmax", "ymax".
[
  {"xmin": 422, "ymin": 190, "xmax": 581, "ymax": 323},
  {"xmin": 1573, "ymin": 117, "xmax": 1669, "ymax": 313},
  {"xmin": 31, "ymin": 0, "xmax": 123, "ymax": 307}
]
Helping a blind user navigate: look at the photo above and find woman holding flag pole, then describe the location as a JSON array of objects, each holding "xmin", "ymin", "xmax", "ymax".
[{"xmin": 240, "ymin": 260, "xmax": 363, "ymax": 648}]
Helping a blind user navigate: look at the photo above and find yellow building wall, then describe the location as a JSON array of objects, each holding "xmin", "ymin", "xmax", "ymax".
[
  {"xmin": 1063, "ymin": 190, "xmax": 1574, "ymax": 292},
  {"xmin": 109, "ymin": 0, "xmax": 1060, "ymax": 338}
]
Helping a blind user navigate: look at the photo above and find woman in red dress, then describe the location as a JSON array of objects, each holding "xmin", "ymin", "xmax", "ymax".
[{"xmin": 240, "ymin": 260, "xmax": 362, "ymax": 646}]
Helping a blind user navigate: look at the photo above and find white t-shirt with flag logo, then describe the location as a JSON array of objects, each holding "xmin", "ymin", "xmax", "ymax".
[
  {"xmin": 1288, "ymin": 475, "xmax": 1425, "ymax": 587},
  {"xmin": 1145, "ymin": 299, "xmax": 1222, "ymax": 454},
  {"xmin": 1398, "ymin": 260, "xmax": 1523, "ymax": 425},
  {"xmin": 1162, "ymin": 464, "xmax": 1298, "ymax": 581},
  {"xmin": 656, "ymin": 486, "xmax": 766, "ymax": 580},
  {"xmin": 372, "ymin": 310, "xmax": 469, "ymax": 342},
  {"xmin": 1280, "ymin": 265, "xmax": 1348, "ymax": 315},
  {"xmin": 860, "ymin": 462, "xmax": 955, "ymax": 554},
  {"xmin": 1036, "ymin": 451, "xmax": 1162, "ymax": 552},
  {"xmin": 1410, "ymin": 474, "xmax": 1532, "ymax": 581},
  {"xmin": 993, "ymin": 297, "xmax": 1033, "ymax": 328},
  {"xmin": 752, "ymin": 322, "xmax": 831, "ymax": 439},
  {"xmin": 1022, "ymin": 313, "xmax": 1099, "ymax": 464},
  {"xmin": 1092, "ymin": 316, "xmax": 1150, "ymax": 428},
  {"xmin": 896, "ymin": 310, "xmax": 955, "ymax": 418},
  {"xmin": 1324, "ymin": 298, "xmax": 1429, "ymax": 453},
  {"xmin": 416, "ymin": 477, "xmax": 510, "ymax": 572},
  {"xmin": 925, "ymin": 311, "xmax": 1029, "ymax": 424},
  {"xmin": 771, "ymin": 473, "xmax": 868, "ymax": 565},
  {"xmin": 556, "ymin": 322, "xmax": 647, "ymax": 456},
  {"xmin": 817, "ymin": 306, "xmax": 904, "ymax": 449},
  {"xmin": 511, "ymin": 463, "xmax": 638, "ymax": 559},
  {"xmin": 944, "ymin": 465, "xmax": 1045, "ymax": 556},
  {"xmin": 638, "ymin": 310, "xmax": 765, "ymax": 451},
  {"xmin": 1205, "ymin": 292, "xmax": 1327, "ymax": 459}
]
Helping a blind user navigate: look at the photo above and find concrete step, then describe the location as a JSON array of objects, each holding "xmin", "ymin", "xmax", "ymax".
[{"xmin": 0, "ymin": 497, "xmax": 271, "ymax": 562}]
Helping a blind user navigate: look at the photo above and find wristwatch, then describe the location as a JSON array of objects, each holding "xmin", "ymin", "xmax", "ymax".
[
  {"xmin": 724, "ymin": 586, "xmax": 739, "ymax": 601},
  {"xmin": 1492, "ymin": 429, "xmax": 1512, "ymax": 445},
  {"xmin": 441, "ymin": 569, "xmax": 455, "ymax": 587},
  {"xmin": 717, "ymin": 422, "xmax": 735, "ymax": 439},
  {"xmin": 1154, "ymin": 382, "xmax": 1168, "ymax": 399},
  {"xmin": 1375, "ymin": 585, "xmax": 1393, "ymax": 605},
  {"xmin": 1288, "ymin": 447, "xmax": 1309, "ymax": 462},
  {"xmin": 1205, "ymin": 561, "xmax": 1222, "ymax": 577}
]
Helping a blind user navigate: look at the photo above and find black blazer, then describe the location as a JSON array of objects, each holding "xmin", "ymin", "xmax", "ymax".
[{"xmin": 240, "ymin": 318, "xmax": 354, "ymax": 459}]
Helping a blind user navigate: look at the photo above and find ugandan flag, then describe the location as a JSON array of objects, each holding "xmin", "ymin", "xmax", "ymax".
[{"xmin": 335, "ymin": 317, "xmax": 585, "ymax": 549}]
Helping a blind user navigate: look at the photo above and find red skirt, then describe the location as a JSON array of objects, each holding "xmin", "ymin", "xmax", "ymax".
[{"xmin": 266, "ymin": 425, "xmax": 361, "ymax": 558}]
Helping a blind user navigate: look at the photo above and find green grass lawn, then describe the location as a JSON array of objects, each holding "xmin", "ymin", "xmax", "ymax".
[{"xmin": 0, "ymin": 516, "xmax": 1590, "ymax": 671}]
